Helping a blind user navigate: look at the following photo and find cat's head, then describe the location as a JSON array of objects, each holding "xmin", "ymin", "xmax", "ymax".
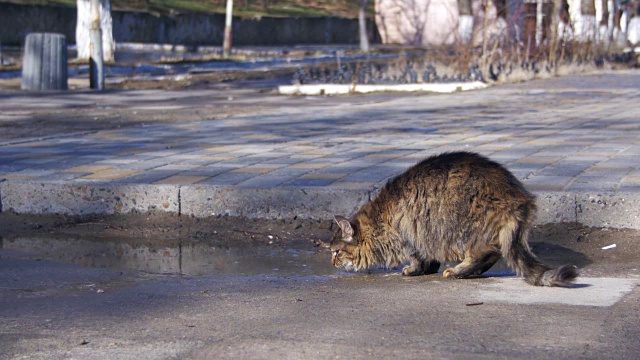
[{"xmin": 330, "ymin": 215, "xmax": 360, "ymax": 271}]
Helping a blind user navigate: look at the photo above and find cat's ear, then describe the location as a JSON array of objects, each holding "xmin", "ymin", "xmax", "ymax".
[{"xmin": 334, "ymin": 215, "xmax": 354, "ymax": 240}]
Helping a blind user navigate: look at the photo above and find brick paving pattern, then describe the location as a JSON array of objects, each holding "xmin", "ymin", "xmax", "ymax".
[{"xmin": 1, "ymin": 70, "xmax": 639, "ymax": 227}]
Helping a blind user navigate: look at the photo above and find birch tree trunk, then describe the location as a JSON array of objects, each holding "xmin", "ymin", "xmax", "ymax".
[
  {"xmin": 581, "ymin": 0, "xmax": 596, "ymax": 15},
  {"xmin": 76, "ymin": 0, "xmax": 115, "ymax": 62},
  {"xmin": 223, "ymin": 0, "xmax": 233, "ymax": 58},
  {"xmin": 358, "ymin": 0, "xmax": 370, "ymax": 52},
  {"xmin": 457, "ymin": 0, "xmax": 474, "ymax": 43},
  {"xmin": 580, "ymin": 0, "xmax": 597, "ymax": 40}
]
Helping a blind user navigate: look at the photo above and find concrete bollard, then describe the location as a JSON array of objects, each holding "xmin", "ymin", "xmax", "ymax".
[{"xmin": 21, "ymin": 33, "xmax": 68, "ymax": 91}]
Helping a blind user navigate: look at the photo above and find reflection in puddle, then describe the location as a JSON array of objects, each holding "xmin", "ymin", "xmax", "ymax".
[
  {"xmin": 1, "ymin": 235, "xmax": 334, "ymax": 277},
  {"xmin": 2, "ymin": 236, "xmax": 561, "ymax": 279}
]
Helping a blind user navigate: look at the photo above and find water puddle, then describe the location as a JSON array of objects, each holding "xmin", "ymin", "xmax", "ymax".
[
  {"xmin": 0, "ymin": 233, "xmax": 590, "ymax": 280},
  {"xmin": 0, "ymin": 235, "xmax": 335, "ymax": 277}
]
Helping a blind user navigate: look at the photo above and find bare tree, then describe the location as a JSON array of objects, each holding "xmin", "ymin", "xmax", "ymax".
[{"xmin": 76, "ymin": 0, "xmax": 115, "ymax": 62}]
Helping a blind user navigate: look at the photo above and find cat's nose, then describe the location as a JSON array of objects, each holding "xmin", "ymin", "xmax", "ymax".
[{"xmin": 331, "ymin": 253, "xmax": 338, "ymax": 266}]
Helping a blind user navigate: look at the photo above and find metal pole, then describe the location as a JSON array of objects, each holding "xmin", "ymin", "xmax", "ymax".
[
  {"xmin": 223, "ymin": 0, "xmax": 233, "ymax": 58},
  {"xmin": 90, "ymin": 0, "xmax": 105, "ymax": 90}
]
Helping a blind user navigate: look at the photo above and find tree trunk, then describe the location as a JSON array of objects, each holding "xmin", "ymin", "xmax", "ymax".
[
  {"xmin": 613, "ymin": 1, "xmax": 622, "ymax": 30},
  {"xmin": 600, "ymin": 0, "xmax": 609, "ymax": 26},
  {"xmin": 76, "ymin": 0, "xmax": 115, "ymax": 62},
  {"xmin": 581, "ymin": 0, "xmax": 596, "ymax": 16},
  {"xmin": 223, "ymin": 0, "xmax": 233, "ymax": 58},
  {"xmin": 580, "ymin": 0, "xmax": 597, "ymax": 41},
  {"xmin": 458, "ymin": 0, "xmax": 473, "ymax": 43},
  {"xmin": 536, "ymin": 0, "xmax": 544, "ymax": 45},
  {"xmin": 358, "ymin": 0, "xmax": 369, "ymax": 52},
  {"xmin": 560, "ymin": 0, "xmax": 570, "ymax": 24},
  {"xmin": 457, "ymin": 0, "xmax": 473, "ymax": 16},
  {"xmin": 548, "ymin": 0, "xmax": 562, "ymax": 66},
  {"xmin": 494, "ymin": 0, "xmax": 507, "ymax": 19}
]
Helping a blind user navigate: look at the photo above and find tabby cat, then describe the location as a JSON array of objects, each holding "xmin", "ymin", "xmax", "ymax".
[{"xmin": 331, "ymin": 151, "xmax": 578, "ymax": 286}]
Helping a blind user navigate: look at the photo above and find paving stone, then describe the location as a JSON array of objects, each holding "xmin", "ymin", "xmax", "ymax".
[
  {"xmin": 80, "ymin": 169, "xmax": 141, "ymax": 181},
  {"xmin": 523, "ymin": 176, "xmax": 574, "ymax": 191},
  {"xmin": 567, "ymin": 182, "xmax": 619, "ymax": 192},
  {"xmin": 537, "ymin": 161, "xmax": 595, "ymax": 177},
  {"xmin": 34, "ymin": 172, "xmax": 92, "ymax": 181},
  {"xmin": 339, "ymin": 166, "xmax": 404, "ymax": 184},
  {"xmin": 0, "ymin": 163, "xmax": 29, "ymax": 174},
  {"xmin": 117, "ymin": 159, "xmax": 174, "ymax": 171},
  {"xmin": 284, "ymin": 178, "xmax": 338, "ymax": 187},
  {"xmin": 154, "ymin": 175, "xmax": 210, "ymax": 185},
  {"xmin": 237, "ymin": 168, "xmax": 311, "ymax": 188},
  {"xmin": 199, "ymin": 171, "xmax": 262, "ymax": 186},
  {"xmin": 118, "ymin": 170, "xmax": 185, "ymax": 184}
]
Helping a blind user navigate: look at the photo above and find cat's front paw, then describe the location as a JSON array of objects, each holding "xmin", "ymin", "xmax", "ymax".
[
  {"xmin": 402, "ymin": 265, "xmax": 419, "ymax": 276},
  {"xmin": 443, "ymin": 268, "xmax": 458, "ymax": 279}
]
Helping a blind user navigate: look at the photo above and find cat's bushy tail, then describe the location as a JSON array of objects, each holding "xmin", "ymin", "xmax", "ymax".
[{"xmin": 499, "ymin": 209, "xmax": 579, "ymax": 287}]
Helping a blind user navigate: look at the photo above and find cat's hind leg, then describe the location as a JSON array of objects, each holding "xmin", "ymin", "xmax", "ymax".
[
  {"xmin": 402, "ymin": 251, "xmax": 440, "ymax": 276},
  {"xmin": 472, "ymin": 252, "xmax": 502, "ymax": 276},
  {"xmin": 443, "ymin": 251, "xmax": 500, "ymax": 279}
]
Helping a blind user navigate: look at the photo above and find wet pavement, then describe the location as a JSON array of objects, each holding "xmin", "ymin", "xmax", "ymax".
[
  {"xmin": 1, "ymin": 234, "xmax": 331, "ymax": 277},
  {"xmin": 1, "ymin": 230, "xmax": 639, "ymax": 359},
  {"xmin": 1, "ymin": 70, "xmax": 640, "ymax": 228}
]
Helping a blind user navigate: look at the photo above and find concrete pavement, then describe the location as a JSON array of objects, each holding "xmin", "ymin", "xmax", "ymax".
[
  {"xmin": 1, "ymin": 70, "xmax": 640, "ymax": 228},
  {"xmin": 1, "ymin": 237, "xmax": 639, "ymax": 359}
]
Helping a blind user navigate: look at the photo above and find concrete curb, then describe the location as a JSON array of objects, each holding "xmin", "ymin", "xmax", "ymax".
[
  {"xmin": 1, "ymin": 181, "xmax": 638, "ymax": 229},
  {"xmin": 0, "ymin": 181, "xmax": 179, "ymax": 216},
  {"xmin": 575, "ymin": 192, "xmax": 640, "ymax": 229},
  {"xmin": 535, "ymin": 192, "xmax": 640, "ymax": 229},
  {"xmin": 278, "ymin": 81, "xmax": 488, "ymax": 95},
  {"xmin": 180, "ymin": 185, "xmax": 372, "ymax": 219}
]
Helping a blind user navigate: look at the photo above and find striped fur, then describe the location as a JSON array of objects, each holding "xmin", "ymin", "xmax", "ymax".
[{"xmin": 330, "ymin": 152, "xmax": 578, "ymax": 287}]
